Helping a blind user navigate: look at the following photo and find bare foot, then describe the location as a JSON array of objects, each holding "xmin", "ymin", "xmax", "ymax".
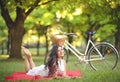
[{"xmin": 21, "ymin": 46, "xmax": 31, "ymax": 57}]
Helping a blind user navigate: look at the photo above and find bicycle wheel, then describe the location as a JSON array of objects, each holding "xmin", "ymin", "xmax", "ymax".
[
  {"xmin": 87, "ymin": 42, "xmax": 119, "ymax": 71},
  {"xmin": 44, "ymin": 47, "xmax": 69, "ymax": 64}
]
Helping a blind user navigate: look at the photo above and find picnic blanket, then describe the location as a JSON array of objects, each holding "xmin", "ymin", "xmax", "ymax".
[{"xmin": 5, "ymin": 70, "xmax": 82, "ymax": 81}]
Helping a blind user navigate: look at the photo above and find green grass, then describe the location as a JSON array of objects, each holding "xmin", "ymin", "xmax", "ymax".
[{"xmin": 0, "ymin": 54, "xmax": 120, "ymax": 82}]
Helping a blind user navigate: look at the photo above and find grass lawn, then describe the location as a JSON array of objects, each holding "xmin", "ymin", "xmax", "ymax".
[{"xmin": 0, "ymin": 54, "xmax": 120, "ymax": 82}]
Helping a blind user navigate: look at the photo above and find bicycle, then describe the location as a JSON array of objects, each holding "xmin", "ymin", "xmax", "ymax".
[{"xmin": 44, "ymin": 31, "xmax": 119, "ymax": 71}]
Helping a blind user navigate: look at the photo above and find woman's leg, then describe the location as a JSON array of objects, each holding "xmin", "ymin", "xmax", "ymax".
[
  {"xmin": 21, "ymin": 46, "xmax": 35, "ymax": 72},
  {"xmin": 24, "ymin": 55, "xmax": 30, "ymax": 72}
]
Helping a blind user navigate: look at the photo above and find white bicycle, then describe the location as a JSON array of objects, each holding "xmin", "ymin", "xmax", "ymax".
[{"xmin": 44, "ymin": 31, "xmax": 119, "ymax": 71}]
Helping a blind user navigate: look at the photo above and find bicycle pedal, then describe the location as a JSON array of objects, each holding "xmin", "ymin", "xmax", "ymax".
[
  {"xmin": 80, "ymin": 60, "xmax": 88, "ymax": 64},
  {"xmin": 82, "ymin": 60, "xmax": 88, "ymax": 64}
]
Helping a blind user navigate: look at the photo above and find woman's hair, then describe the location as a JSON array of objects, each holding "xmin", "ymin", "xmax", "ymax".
[{"xmin": 45, "ymin": 45, "xmax": 59, "ymax": 77}]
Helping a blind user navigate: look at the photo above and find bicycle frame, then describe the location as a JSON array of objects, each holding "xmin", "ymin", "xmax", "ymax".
[{"xmin": 64, "ymin": 39, "xmax": 104, "ymax": 62}]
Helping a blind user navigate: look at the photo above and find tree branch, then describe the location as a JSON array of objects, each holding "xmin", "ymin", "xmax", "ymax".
[
  {"xmin": 15, "ymin": 0, "xmax": 26, "ymax": 21},
  {"xmin": 37, "ymin": 0, "xmax": 59, "ymax": 6},
  {"xmin": 25, "ymin": 0, "xmax": 59, "ymax": 17},
  {"xmin": 25, "ymin": 0, "xmax": 41, "ymax": 17},
  {"xmin": 0, "ymin": 0, "xmax": 14, "ymax": 28}
]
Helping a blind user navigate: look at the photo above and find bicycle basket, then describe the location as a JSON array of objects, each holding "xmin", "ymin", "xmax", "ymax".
[{"xmin": 50, "ymin": 34, "xmax": 67, "ymax": 46}]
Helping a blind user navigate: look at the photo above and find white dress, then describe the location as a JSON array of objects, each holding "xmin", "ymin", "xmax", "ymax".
[{"xmin": 26, "ymin": 59, "xmax": 65, "ymax": 77}]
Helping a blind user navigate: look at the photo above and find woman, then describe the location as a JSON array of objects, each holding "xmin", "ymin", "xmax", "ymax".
[{"xmin": 21, "ymin": 45, "xmax": 67, "ymax": 78}]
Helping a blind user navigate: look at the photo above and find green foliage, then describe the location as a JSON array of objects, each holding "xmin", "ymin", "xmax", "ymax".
[
  {"xmin": 95, "ymin": 24, "xmax": 117, "ymax": 42},
  {"xmin": 25, "ymin": 4, "xmax": 55, "ymax": 30},
  {"xmin": 1, "ymin": 0, "xmax": 120, "ymax": 45},
  {"xmin": 4, "ymin": 0, "xmax": 36, "ymax": 10}
]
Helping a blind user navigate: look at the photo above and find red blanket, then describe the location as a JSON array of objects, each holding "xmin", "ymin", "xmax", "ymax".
[{"xmin": 5, "ymin": 70, "xmax": 82, "ymax": 81}]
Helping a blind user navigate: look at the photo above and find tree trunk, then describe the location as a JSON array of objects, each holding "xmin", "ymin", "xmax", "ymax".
[
  {"xmin": 7, "ymin": 31, "xmax": 10, "ymax": 54},
  {"xmin": 115, "ymin": 27, "xmax": 120, "ymax": 52},
  {"xmin": 37, "ymin": 39, "xmax": 40, "ymax": 56},
  {"xmin": 9, "ymin": 24, "xmax": 25, "ymax": 59},
  {"xmin": 1, "ymin": 41, "xmax": 4, "ymax": 54},
  {"xmin": 45, "ymin": 34, "xmax": 49, "ymax": 54}
]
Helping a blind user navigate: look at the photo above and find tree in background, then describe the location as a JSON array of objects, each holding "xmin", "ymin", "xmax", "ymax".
[
  {"xmin": 0, "ymin": 18, "xmax": 8, "ymax": 54},
  {"xmin": 34, "ymin": 23, "xmax": 51, "ymax": 55},
  {"xmin": 0, "ymin": 0, "xmax": 58, "ymax": 59}
]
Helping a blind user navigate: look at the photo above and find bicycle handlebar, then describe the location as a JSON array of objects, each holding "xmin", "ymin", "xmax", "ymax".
[
  {"xmin": 64, "ymin": 33, "xmax": 77, "ymax": 36},
  {"xmin": 57, "ymin": 28, "xmax": 77, "ymax": 36},
  {"xmin": 57, "ymin": 28, "xmax": 96, "ymax": 38}
]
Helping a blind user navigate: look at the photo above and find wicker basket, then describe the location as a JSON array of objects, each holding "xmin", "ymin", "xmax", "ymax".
[{"xmin": 50, "ymin": 34, "xmax": 67, "ymax": 46}]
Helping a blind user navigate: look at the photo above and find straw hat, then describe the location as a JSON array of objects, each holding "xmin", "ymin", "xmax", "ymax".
[{"xmin": 50, "ymin": 34, "xmax": 67, "ymax": 46}]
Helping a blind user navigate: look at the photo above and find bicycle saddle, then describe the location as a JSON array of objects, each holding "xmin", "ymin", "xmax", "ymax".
[{"xmin": 86, "ymin": 31, "xmax": 96, "ymax": 36}]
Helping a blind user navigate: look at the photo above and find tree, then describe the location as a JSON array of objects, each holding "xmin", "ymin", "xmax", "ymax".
[
  {"xmin": 0, "ymin": 0, "xmax": 58, "ymax": 59},
  {"xmin": 0, "ymin": 17, "xmax": 8, "ymax": 54},
  {"xmin": 34, "ymin": 23, "xmax": 51, "ymax": 55}
]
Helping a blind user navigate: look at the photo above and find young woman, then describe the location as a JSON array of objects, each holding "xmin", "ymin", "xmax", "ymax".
[{"xmin": 21, "ymin": 45, "xmax": 67, "ymax": 78}]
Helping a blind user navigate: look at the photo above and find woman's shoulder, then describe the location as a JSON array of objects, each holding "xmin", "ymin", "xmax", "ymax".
[{"xmin": 61, "ymin": 59, "xmax": 66, "ymax": 64}]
